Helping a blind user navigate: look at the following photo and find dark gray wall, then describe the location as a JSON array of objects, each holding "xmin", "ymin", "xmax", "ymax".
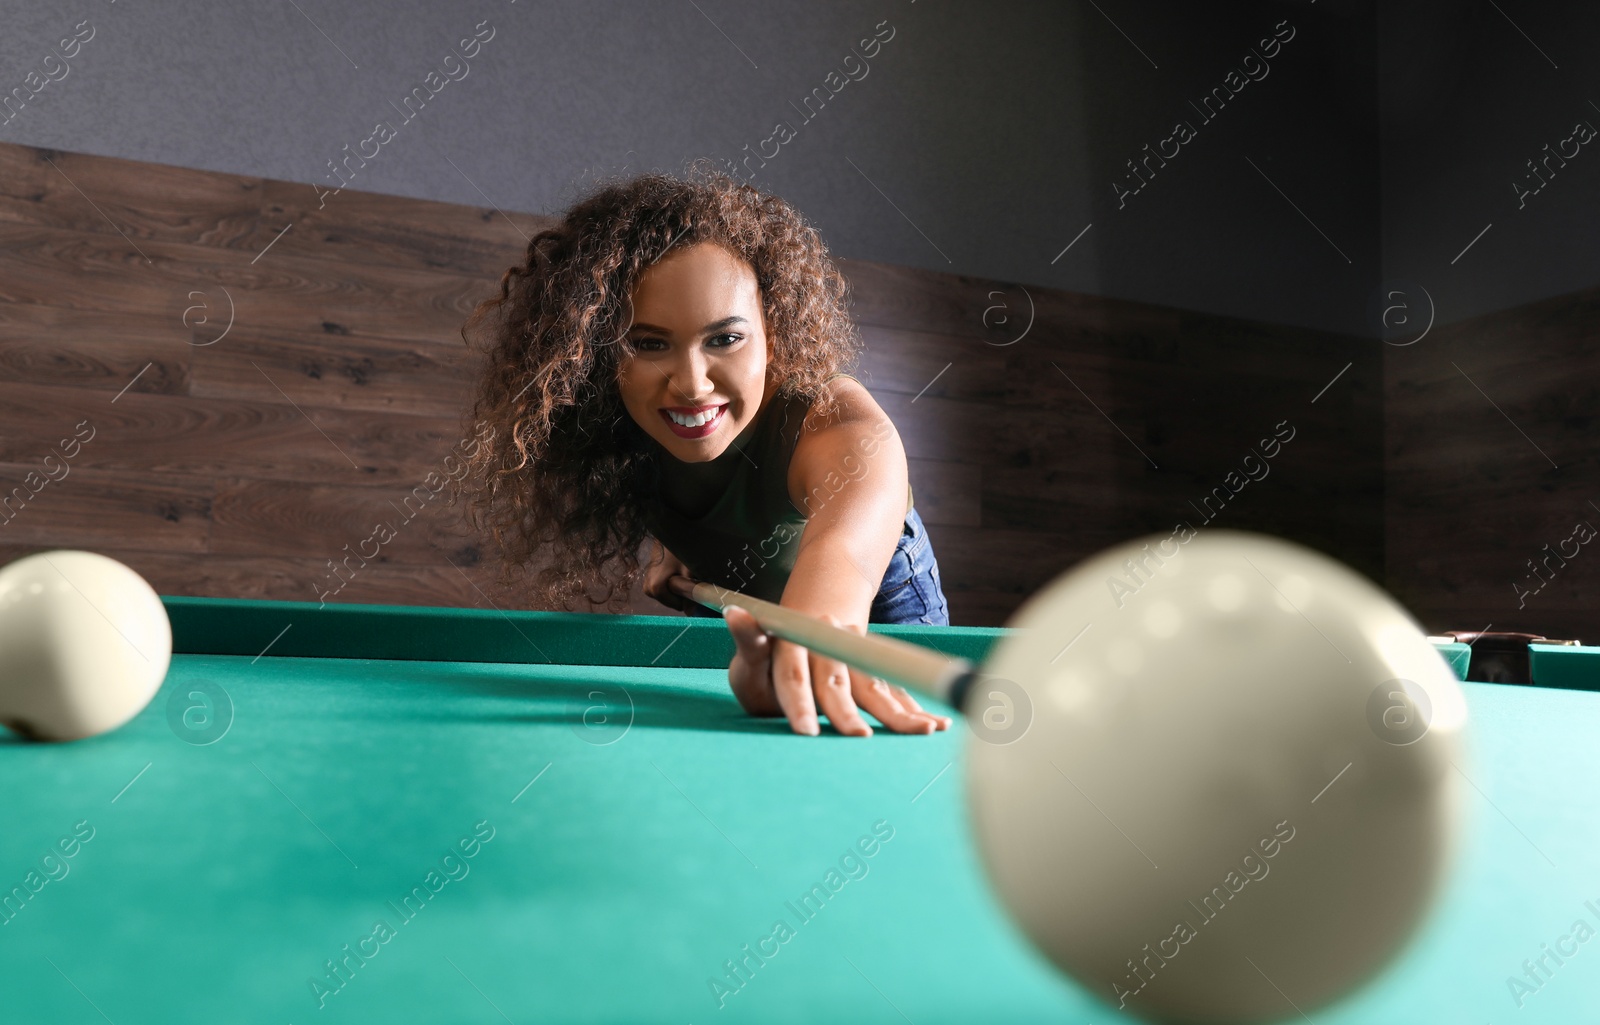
[
  {"xmin": 2, "ymin": 0, "xmax": 1380, "ymax": 336},
  {"xmin": 1380, "ymin": 0, "xmax": 1600, "ymax": 331},
  {"xmin": 1380, "ymin": 0, "xmax": 1600, "ymax": 641}
]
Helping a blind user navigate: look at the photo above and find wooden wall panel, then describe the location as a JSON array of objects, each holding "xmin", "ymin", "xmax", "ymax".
[
  {"xmin": 186, "ymin": 328, "xmax": 473, "ymax": 417},
  {"xmin": 0, "ymin": 141, "xmax": 1383, "ymax": 627},
  {"xmin": 0, "ymin": 464, "xmax": 213, "ymax": 552},
  {"xmin": 0, "ymin": 381, "xmax": 470, "ymax": 485},
  {"xmin": 0, "ymin": 145, "xmax": 543, "ymax": 275},
  {"xmin": 0, "ymin": 225, "xmax": 487, "ymax": 343},
  {"xmin": 1386, "ymin": 288, "xmax": 1600, "ymax": 641},
  {"xmin": 209, "ymin": 478, "xmax": 482, "ymax": 565},
  {"xmin": 905, "ymin": 459, "xmax": 981, "ymax": 529},
  {"xmin": 0, "ymin": 306, "xmax": 193, "ymax": 396}
]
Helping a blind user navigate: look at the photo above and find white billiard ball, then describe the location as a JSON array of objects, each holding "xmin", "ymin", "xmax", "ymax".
[
  {"xmin": 0, "ymin": 550, "xmax": 172, "ymax": 741},
  {"xmin": 965, "ymin": 530, "xmax": 1469, "ymax": 1023}
]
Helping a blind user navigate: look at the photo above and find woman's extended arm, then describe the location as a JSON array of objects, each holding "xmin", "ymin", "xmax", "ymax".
[{"xmin": 704, "ymin": 377, "xmax": 950, "ymax": 737}]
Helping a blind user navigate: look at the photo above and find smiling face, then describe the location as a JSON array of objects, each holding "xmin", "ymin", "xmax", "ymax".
[{"xmin": 616, "ymin": 241, "xmax": 772, "ymax": 463}]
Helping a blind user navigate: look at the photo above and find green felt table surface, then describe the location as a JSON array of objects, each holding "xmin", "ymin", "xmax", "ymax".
[{"xmin": 0, "ymin": 596, "xmax": 1597, "ymax": 1024}]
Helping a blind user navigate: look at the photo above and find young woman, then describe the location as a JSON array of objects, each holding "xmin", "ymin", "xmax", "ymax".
[{"xmin": 456, "ymin": 164, "xmax": 952, "ymax": 737}]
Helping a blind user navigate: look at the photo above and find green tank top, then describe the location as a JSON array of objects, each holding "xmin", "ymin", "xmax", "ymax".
[{"xmin": 643, "ymin": 373, "xmax": 912, "ymax": 604}]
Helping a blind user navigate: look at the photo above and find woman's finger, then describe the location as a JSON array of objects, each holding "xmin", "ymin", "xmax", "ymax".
[
  {"xmin": 810, "ymin": 651, "xmax": 872, "ymax": 736},
  {"xmin": 808, "ymin": 615, "xmax": 872, "ymax": 737},
  {"xmin": 723, "ymin": 606, "xmax": 780, "ymax": 715},
  {"xmin": 724, "ymin": 604, "xmax": 768, "ymax": 657},
  {"xmin": 769, "ymin": 637, "xmax": 820, "ymax": 736},
  {"xmin": 834, "ymin": 622, "xmax": 948, "ymax": 734},
  {"xmin": 889, "ymin": 684, "xmax": 952, "ymax": 730},
  {"xmin": 853, "ymin": 674, "xmax": 946, "ymax": 733}
]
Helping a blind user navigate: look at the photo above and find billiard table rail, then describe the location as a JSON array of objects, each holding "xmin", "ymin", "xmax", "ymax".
[
  {"xmin": 162, "ymin": 596, "xmax": 1600, "ymax": 692},
  {"xmin": 160, "ymin": 596, "xmax": 1005, "ymax": 670}
]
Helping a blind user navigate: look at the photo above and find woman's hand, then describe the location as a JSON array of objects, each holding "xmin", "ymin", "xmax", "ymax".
[
  {"xmin": 716, "ymin": 601, "xmax": 953, "ymax": 737},
  {"xmin": 643, "ymin": 540, "xmax": 695, "ymax": 613}
]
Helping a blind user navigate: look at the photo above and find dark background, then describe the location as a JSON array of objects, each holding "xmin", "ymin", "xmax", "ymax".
[{"xmin": 0, "ymin": 0, "xmax": 1596, "ymax": 637}]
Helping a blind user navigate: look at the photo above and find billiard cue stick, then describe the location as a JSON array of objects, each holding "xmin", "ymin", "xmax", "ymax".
[{"xmin": 687, "ymin": 581, "xmax": 981, "ymax": 708}]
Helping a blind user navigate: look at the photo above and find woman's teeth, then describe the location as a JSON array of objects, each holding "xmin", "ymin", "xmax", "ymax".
[{"xmin": 667, "ymin": 407, "xmax": 720, "ymax": 427}]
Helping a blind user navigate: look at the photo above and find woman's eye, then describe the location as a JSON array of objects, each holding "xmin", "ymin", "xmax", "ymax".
[{"xmin": 708, "ymin": 333, "xmax": 742, "ymax": 348}]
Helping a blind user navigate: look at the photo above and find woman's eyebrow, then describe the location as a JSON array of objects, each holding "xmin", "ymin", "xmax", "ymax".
[{"xmin": 627, "ymin": 315, "xmax": 748, "ymax": 335}]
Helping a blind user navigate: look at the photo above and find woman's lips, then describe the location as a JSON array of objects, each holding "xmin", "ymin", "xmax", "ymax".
[{"xmin": 660, "ymin": 403, "xmax": 727, "ymax": 440}]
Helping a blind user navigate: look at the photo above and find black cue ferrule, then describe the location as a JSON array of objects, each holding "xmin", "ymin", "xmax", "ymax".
[{"xmin": 946, "ymin": 667, "xmax": 981, "ymax": 714}]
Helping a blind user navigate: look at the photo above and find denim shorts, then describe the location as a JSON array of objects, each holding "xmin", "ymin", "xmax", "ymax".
[
  {"xmin": 868, "ymin": 505, "xmax": 950, "ymax": 625},
  {"xmin": 685, "ymin": 506, "xmax": 950, "ymax": 626}
]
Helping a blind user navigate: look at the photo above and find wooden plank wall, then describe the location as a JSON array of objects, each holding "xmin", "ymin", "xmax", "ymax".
[
  {"xmin": 0, "ymin": 142, "xmax": 1381, "ymax": 626},
  {"xmin": 1386, "ymin": 288, "xmax": 1600, "ymax": 641}
]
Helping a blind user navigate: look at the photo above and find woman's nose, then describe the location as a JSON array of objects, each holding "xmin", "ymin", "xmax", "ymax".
[{"xmin": 665, "ymin": 348, "xmax": 712, "ymax": 400}]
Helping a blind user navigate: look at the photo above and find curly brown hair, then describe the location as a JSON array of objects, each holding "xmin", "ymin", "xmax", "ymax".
[{"xmin": 452, "ymin": 160, "xmax": 862, "ymax": 612}]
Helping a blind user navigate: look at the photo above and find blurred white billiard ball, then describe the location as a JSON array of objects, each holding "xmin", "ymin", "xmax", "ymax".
[
  {"xmin": 966, "ymin": 530, "xmax": 1468, "ymax": 1024},
  {"xmin": 0, "ymin": 550, "xmax": 172, "ymax": 741}
]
